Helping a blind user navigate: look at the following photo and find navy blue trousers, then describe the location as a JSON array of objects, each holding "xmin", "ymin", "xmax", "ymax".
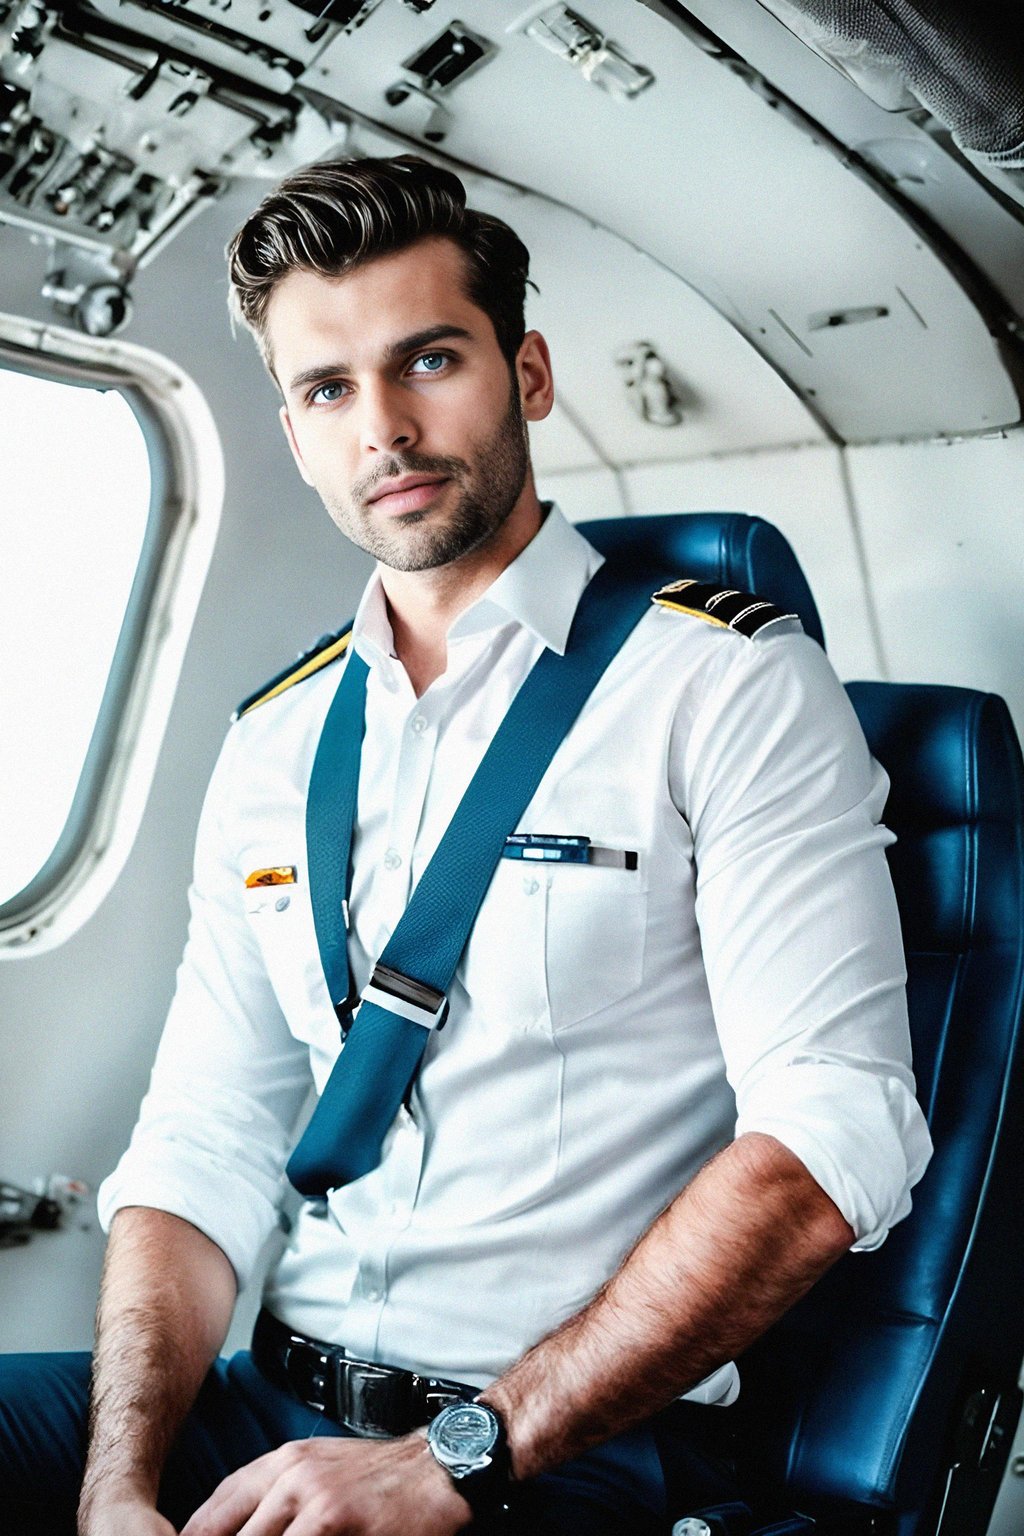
[{"xmin": 0, "ymin": 1348, "xmax": 739, "ymax": 1534}]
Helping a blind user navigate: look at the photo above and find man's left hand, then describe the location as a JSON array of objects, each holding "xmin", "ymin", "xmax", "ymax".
[{"xmin": 179, "ymin": 1431, "xmax": 473, "ymax": 1536}]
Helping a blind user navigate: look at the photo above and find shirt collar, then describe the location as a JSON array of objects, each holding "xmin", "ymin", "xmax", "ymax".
[
  {"xmin": 350, "ymin": 503, "xmax": 602, "ymax": 663},
  {"xmin": 350, "ymin": 568, "xmax": 397, "ymax": 666}
]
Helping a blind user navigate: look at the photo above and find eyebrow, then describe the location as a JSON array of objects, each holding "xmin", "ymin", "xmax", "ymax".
[{"xmin": 287, "ymin": 325, "xmax": 474, "ymax": 395}]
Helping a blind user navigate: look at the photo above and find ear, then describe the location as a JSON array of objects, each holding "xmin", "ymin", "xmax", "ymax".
[
  {"xmin": 516, "ymin": 330, "xmax": 555, "ymax": 424},
  {"xmin": 279, "ymin": 405, "xmax": 315, "ymax": 487}
]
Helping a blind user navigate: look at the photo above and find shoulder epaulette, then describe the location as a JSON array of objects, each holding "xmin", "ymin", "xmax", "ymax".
[
  {"xmin": 652, "ymin": 579, "xmax": 801, "ymax": 640},
  {"xmin": 233, "ymin": 622, "xmax": 353, "ymax": 721}
]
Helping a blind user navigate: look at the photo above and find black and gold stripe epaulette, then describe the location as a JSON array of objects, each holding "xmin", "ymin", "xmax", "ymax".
[
  {"xmin": 233, "ymin": 622, "xmax": 353, "ymax": 721},
  {"xmin": 652, "ymin": 580, "xmax": 801, "ymax": 640}
]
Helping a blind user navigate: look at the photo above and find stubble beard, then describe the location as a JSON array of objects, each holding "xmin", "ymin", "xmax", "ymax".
[{"xmin": 322, "ymin": 383, "xmax": 530, "ymax": 573}]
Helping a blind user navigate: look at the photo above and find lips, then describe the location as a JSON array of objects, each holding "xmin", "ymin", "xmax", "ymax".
[{"xmin": 366, "ymin": 475, "xmax": 450, "ymax": 515}]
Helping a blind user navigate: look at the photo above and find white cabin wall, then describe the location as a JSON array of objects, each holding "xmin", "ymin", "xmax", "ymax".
[
  {"xmin": 535, "ymin": 463, "xmax": 628, "ymax": 525},
  {"xmin": 846, "ymin": 433, "xmax": 1024, "ymax": 733}
]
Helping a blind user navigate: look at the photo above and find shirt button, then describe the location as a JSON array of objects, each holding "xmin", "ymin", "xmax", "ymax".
[
  {"xmin": 410, "ymin": 714, "xmax": 428, "ymax": 734},
  {"xmin": 365, "ymin": 1287, "xmax": 383, "ymax": 1304},
  {"xmin": 383, "ymin": 849, "xmax": 402, "ymax": 871},
  {"xmin": 523, "ymin": 877, "xmax": 540, "ymax": 895},
  {"xmin": 275, "ymin": 894, "xmax": 290, "ymax": 912}
]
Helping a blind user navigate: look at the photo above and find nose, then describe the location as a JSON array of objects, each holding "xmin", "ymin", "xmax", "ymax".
[{"xmin": 358, "ymin": 377, "xmax": 419, "ymax": 456}]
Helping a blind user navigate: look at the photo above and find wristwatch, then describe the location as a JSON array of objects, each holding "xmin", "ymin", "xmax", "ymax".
[{"xmin": 426, "ymin": 1399, "xmax": 513, "ymax": 1520}]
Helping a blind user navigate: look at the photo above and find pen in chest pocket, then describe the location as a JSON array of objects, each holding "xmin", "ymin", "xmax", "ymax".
[{"xmin": 501, "ymin": 834, "xmax": 638, "ymax": 871}]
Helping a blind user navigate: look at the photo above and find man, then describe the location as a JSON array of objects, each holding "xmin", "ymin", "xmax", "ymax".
[{"xmin": 0, "ymin": 155, "xmax": 931, "ymax": 1535}]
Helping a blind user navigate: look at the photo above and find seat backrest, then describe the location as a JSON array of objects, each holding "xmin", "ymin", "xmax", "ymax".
[
  {"xmin": 577, "ymin": 512, "xmax": 826, "ymax": 649},
  {"xmin": 736, "ymin": 683, "xmax": 1024, "ymax": 1528}
]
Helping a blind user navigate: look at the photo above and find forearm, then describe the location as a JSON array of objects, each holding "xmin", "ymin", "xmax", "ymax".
[
  {"xmin": 79, "ymin": 1206, "xmax": 237, "ymax": 1526},
  {"xmin": 484, "ymin": 1132, "xmax": 854, "ymax": 1479}
]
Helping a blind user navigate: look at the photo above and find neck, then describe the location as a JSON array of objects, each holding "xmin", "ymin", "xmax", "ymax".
[{"xmin": 382, "ymin": 487, "xmax": 545, "ymax": 697}]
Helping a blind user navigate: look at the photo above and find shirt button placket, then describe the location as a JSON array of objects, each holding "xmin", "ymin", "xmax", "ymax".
[{"xmin": 382, "ymin": 710, "xmax": 436, "ymax": 889}]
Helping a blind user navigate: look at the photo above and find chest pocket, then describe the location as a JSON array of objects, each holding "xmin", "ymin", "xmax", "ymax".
[
  {"xmin": 456, "ymin": 855, "xmax": 649, "ymax": 1034},
  {"xmin": 544, "ymin": 862, "xmax": 648, "ymax": 1031}
]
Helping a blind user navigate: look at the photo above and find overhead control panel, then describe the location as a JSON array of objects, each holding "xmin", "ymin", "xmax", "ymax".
[{"xmin": 0, "ymin": 0, "xmax": 347, "ymax": 331}]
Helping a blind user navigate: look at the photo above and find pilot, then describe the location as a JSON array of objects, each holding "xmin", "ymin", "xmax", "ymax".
[{"xmin": 0, "ymin": 155, "xmax": 931, "ymax": 1536}]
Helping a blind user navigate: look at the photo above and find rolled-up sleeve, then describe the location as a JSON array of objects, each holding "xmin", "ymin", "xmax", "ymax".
[
  {"xmin": 97, "ymin": 724, "xmax": 312, "ymax": 1287},
  {"xmin": 680, "ymin": 631, "xmax": 933, "ymax": 1250}
]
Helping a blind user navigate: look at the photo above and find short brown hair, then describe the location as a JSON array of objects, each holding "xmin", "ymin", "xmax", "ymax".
[{"xmin": 226, "ymin": 154, "xmax": 531, "ymax": 377}]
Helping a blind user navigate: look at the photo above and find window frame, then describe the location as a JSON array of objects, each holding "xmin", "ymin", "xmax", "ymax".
[{"xmin": 0, "ymin": 313, "xmax": 223, "ymax": 954}]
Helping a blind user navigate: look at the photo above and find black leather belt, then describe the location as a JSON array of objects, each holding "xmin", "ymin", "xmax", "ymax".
[{"xmin": 251, "ymin": 1308, "xmax": 477, "ymax": 1438}]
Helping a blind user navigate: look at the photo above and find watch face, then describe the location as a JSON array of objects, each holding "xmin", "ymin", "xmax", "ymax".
[{"xmin": 429, "ymin": 1402, "xmax": 498, "ymax": 1469}]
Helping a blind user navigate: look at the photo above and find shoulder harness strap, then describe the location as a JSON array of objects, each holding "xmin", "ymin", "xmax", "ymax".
[
  {"xmin": 653, "ymin": 579, "xmax": 800, "ymax": 640},
  {"xmin": 233, "ymin": 624, "xmax": 353, "ymax": 721}
]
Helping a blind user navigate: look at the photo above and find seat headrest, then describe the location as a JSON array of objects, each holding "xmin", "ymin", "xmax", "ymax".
[{"xmin": 577, "ymin": 512, "xmax": 825, "ymax": 648}]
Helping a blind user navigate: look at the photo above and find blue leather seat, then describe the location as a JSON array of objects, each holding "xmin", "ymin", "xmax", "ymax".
[
  {"xmin": 579, "ymin": 515, "xmax": 1024, "ymax": 1536},
  {"xmin": 582, "ymin": 512, "xmax": 826, "ymax": 649}
]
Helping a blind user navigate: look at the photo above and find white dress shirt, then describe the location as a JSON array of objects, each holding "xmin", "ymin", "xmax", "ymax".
[{"xmin": 99, "ymin": 505, "xmax": 932, "ymax": 1402}]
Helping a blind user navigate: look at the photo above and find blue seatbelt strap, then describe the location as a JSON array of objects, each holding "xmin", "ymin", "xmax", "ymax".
[{"xmin": 287, "ymin": 557, "xmax": 664, "ymax": 1196}]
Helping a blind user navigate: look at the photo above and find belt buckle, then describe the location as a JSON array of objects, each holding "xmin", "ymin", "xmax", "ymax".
[
  {"xmin": 283, "ymin": 1338, "xmax": 332, "ymax": 1412},
  {"xmin": 340, "ymin": 1359, "xmax": 412, "ymax": 1438}
]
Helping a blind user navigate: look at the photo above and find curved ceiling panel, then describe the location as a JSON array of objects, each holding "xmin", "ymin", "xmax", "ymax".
[{"xmin": 466, "ymin": 181, "xmax": 827, "ymax": 470}]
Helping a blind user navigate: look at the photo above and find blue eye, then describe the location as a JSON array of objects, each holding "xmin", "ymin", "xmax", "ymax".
[
  {"xmin": 413, "ymin": 353, "xmax": 447, "ymax": 373},
  {"xmin": 310, "ymin": 382, "xmax": 346, "ymax": 405}
]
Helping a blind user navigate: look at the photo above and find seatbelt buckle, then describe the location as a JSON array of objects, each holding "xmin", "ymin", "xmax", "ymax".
[{"xmin": 362, "ymin": 963, "xmax": 450, "ymax": 1031}]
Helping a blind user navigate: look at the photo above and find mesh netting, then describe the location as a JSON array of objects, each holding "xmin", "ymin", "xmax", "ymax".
[{"xmin": 758, "ymin": 0, "xmax": 1024, "ymax": 164}]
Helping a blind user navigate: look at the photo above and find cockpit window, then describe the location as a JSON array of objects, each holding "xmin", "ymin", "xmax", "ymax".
[
  {"xmin": 0, "ymin": 369, "xmax": 151, "ymax": 908},
  {"xmin": 0, "ymin": 322, "xmax": 223, "ymax": 953}
]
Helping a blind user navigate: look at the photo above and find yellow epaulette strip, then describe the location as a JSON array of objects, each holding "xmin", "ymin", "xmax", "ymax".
[
  {"xmin": 652, "ymin": 579, "xmax": 800, "ymax": 640},
  {"xmin": 233, "ymin": 626, "xmax": 353, "ymax": 721}
]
